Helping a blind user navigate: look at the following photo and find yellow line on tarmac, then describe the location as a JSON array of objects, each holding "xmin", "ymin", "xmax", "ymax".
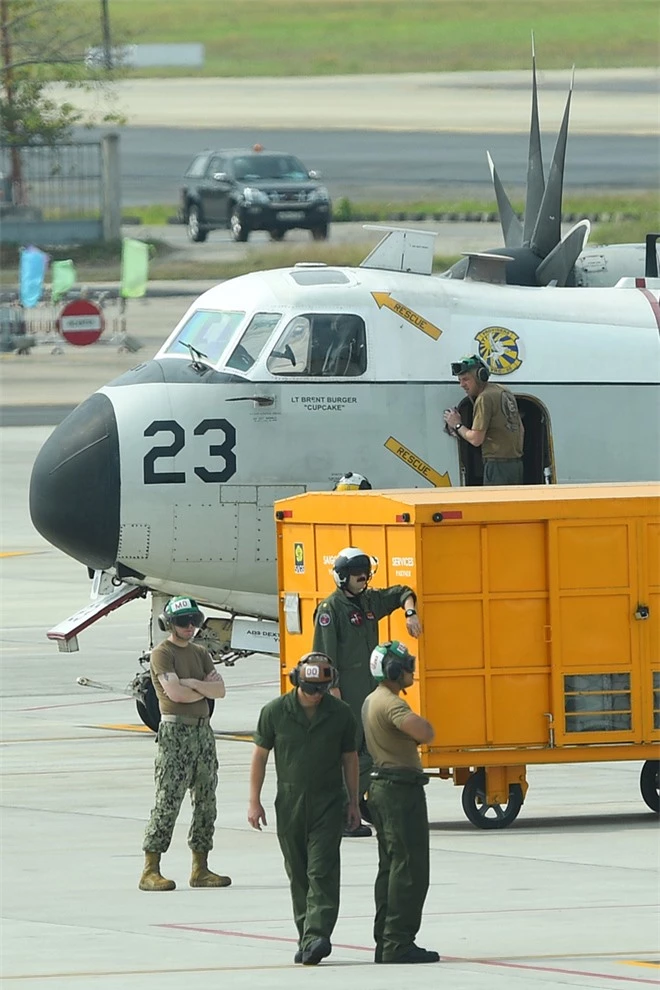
[
  {"xmin": 0, "ymin": 550, "xmax": 48, "ymax": 558},
  {"xmin": 621, "ymin": 960, "xmax": 660, "ymax": 969}
]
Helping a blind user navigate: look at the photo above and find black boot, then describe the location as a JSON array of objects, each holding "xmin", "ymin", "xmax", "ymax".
[
  {"xmin": 302, "ymin": 936, "xmax": 332, "ymax": 965},
  {"xmin": 391, "ymin": 944, "xmax": 440, "ymax": 964}
]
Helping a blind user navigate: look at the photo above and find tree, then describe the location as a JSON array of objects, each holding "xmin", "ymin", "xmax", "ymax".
[{"xmin": 0, "ymin": 0, "xmax": 123, "ymax": 202}]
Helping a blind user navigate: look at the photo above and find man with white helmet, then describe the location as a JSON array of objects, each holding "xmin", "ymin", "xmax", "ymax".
[
  {"xmin": 362, "ymin": 641, "xmax": 439, "ymax": 965},
  {"xmin": 312, "ymin": 547, "xmax": 421, "ymax": 836}
]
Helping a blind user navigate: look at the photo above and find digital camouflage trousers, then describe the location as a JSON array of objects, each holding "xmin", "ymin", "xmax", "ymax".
[{"xmin": 142, "ymin": 721, "xmax": 218, "ymax": 854}]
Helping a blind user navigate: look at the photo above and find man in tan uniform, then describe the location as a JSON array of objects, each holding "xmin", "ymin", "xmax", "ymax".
[
  {"xmin": 362, "ymin": 641, "xmax": 439, "ymax": 965},
  {"xmin": 139, "ymin": 595, "xmax": 230, "ymax": 892},
  {"xmin": 443, "ymin": 354, "xmax": 524, "ymax": 485}
]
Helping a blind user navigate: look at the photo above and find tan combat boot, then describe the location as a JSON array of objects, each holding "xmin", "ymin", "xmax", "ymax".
[
  {"xmin": 189, "ymin": 850, "xmax": 232, "ymax": 888},
  {"xmin": 138, "ymin": 852, "xmax": 176, "ymax": 891}
]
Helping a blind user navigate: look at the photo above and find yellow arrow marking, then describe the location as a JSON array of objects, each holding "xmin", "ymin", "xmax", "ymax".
[
  {"xmin": 385, "ymin": 436, "xmax": 451, "ymax": 486},
  {"xmin": 372, "ymin": 291, "xmax": 443, "ymax": 340}
]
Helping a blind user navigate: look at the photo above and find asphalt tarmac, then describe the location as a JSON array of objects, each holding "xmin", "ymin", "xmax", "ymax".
[
  {"xmin": 1, "ymin": 430, "xmax": 659, "ymax": 988},
  {"xmin": 62, "ymin": 68, "xmax": 659, "ymax": 204}
]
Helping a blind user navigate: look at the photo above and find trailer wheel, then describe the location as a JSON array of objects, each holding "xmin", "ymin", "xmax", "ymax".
[
  {"xmin": 461, "ymin": 768, "xmax": 524, "ymax": 829},
  {"xmin": 640, "ymin": 760, "xmax": 659, "ymax": 813},
  {"xmin": 136, "ymin": 678, "xmax": 215, "ymax": 733}
]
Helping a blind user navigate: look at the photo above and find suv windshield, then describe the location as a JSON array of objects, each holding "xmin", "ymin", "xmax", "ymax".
[
  {"xmin": 231, "ymin": 155, "xmax": 309, "ymax": 182},
  {"xmin": 164, "ymin": 309, "xmax": 245, "ymax": 364}
]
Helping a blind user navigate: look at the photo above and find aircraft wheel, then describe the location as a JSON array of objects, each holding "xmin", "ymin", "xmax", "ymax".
[
  {"xmin": 311, "ymin": 224, "xmax": 328, "ymax": 241},
  {"xmin": 269, "ymin": 229, "xmax": 285, "ymax": 241},
  {"xmin": 136, "ymin": 677, "xmax": 215, "ymax": 733},
  {"xmin": 640, "ymin": 760, "xmax": 659, "ymax": 813},
  {"xmin": 461, "ymin": 768, "xmax": 524, "ymax": 829}
]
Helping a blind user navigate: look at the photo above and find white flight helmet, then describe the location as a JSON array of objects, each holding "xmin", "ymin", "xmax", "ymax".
[{"xmin": 334, "ymin": 471, "xmax": 372, "ymax": 491}]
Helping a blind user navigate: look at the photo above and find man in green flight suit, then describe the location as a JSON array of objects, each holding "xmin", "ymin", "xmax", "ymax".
[
  {"xmin": 248, "ymin": 653, "xmax": 360, "ymax": 966},
  {"xmin": 312, "ymin": 546, "xmax": 422, "ymax": 836},
  {"xmin": 363, "ymin": 640, "xmax": 439, "ymax": 965}
]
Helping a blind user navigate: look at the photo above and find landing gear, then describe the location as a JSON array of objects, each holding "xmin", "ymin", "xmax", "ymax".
[
  {"xmin": 640, "ymin": 760, "xmax": 659, "ymax": 813},
  {"xmin": 269, "ymin": 229, "xmax": 285, "ymax": 241},
  {"xmin": 311, "ymin": 224, "xmax": 328, "ymax": 241},
  {"xmin": 461, "ymin": 768, "xmax": 524, "ymax": 829}
]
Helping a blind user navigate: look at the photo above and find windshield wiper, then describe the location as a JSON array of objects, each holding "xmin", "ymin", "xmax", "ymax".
[{"xmin": 179, "ymin": 340, "xmax": 209, "ymax": 365}]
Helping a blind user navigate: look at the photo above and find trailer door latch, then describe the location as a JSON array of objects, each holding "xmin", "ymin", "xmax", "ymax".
[{"xmin": 634, "ymin": 604, "xmax": 650, "ymax": 620}]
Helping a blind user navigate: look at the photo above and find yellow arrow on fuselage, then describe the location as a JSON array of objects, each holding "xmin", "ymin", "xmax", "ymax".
[
  {"xmin": 384, "ymin": 437, "xmax": 451, "ymax": 487},
  {"xmin": 372, "ymin": 292, "xmax": 443, "ymax": 340}
]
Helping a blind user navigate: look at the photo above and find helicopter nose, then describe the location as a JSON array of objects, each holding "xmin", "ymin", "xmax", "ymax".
[{"xmin": 29, "ymin": 393, "xmax": 120, "ymax": 570}]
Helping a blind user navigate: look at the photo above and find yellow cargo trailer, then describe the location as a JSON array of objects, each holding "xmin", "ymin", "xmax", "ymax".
[{"xmin": 275, "ymin": 483, "xmax": 660, "ymax": 828}]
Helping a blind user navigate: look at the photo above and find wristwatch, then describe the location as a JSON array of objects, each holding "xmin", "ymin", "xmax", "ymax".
[
  {"xmin": 455, "ymin": 423, "xmax": 463, "ymax": 433},
  {"xmin": 404, "ymin": 608, "xmax": 417, "ymax": 617}
]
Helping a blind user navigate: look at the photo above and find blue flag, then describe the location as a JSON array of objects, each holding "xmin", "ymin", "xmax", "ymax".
[{"xmin": 19, "ymin": 246, "xmax": 49, "ymax": 308}]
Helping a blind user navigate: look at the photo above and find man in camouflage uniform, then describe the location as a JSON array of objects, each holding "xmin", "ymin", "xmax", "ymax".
[
  {"xmin": 248, "ymin": 654, "xmax": 360, "ymax": 966},
  {"xmin": 312, "ymin": 547, "xmax": 422, "ymax": 836},
  {"xmin": 139, "ymin": 596, "xmax": 230, "ymax": 892}
]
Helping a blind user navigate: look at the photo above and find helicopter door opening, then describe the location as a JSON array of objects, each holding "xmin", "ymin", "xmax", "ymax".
[{"xmin": 456, "ymin": 394, "xmax": 554, "ymax": 485}]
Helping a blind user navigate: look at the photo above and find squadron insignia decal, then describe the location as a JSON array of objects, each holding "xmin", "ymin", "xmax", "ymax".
[
  {"xmin": 318, "ymin": 611, "xmax": 332, "ymax": 627},
  {"xmin": 475, "ymin": 327, "xmax": 522, "ymax": 375}
]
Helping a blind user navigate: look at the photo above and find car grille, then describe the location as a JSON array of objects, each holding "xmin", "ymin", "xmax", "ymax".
[{"xmin": 268, "ymin": 190, "xmax": 307, "ymax": 203}]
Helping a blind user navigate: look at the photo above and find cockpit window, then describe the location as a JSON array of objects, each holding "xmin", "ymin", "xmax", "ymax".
[
  {"xmin": 165, "ymin": 310, "xmax": 245, "ymax": 364},
  {"xmin": 266, "ymin": 313, "xmax": 367, "ymax": 377},
  {"xmin": 225, "ymin": 312, "xmax": 282, "ymax": 372}
]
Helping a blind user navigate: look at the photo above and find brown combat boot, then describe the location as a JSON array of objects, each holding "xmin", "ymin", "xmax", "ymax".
[
  {"xmin": 189, "ymin": 850, "xmax": 232, "ymax": 888},
  {"xmin": 138, "ymin": 852, "xmax": 176, "ymax": 891}
]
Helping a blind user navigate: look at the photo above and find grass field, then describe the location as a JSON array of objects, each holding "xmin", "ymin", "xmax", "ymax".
[{"xmin": 106, "ymin": 0, "xmax": 658, "ymax": 76}]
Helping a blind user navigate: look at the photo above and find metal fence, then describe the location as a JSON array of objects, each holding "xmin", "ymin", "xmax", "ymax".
[{"xmin": 1, "ymin": 141, "xmax": 105, "ymax": 244}]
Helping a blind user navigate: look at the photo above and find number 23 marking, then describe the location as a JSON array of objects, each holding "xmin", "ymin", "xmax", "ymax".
[{"xmin": 143, "ymin": 418, "xmax": 237, "ymax": 484}]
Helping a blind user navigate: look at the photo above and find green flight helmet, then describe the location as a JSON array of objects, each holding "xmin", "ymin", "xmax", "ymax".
[
  {"xmin": 369, "ymin": 640, "xmax": 416, "ymax": 682},
  {"xmin": 159, "ymin": 596, "xmax": 205, "ymax": 631}
]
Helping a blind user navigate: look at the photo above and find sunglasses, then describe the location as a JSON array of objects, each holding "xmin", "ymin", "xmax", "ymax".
[
  {"xmin": 300, "ymin": 682, "xmax": 331, "ymax": 695},
  {"xmin": 172, "ymin": 615, "xmax": 202, "ymax": 628}
]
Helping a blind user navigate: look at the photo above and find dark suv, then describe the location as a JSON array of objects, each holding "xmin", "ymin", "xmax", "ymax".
[{"xmin": 180, "ymin": 147, "xmax": 332, "ymax": 243}]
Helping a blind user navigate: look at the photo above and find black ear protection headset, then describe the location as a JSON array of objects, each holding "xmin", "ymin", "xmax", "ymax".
[
  {"xmin": 289, "ymin": 653, "xmax": 339, "ymax": 690},
  {"xmin": 451, "ymin": 354, "xmax": 490, "ymax": 383},
  {"xmin": 379, "ymin": 641, "xmax": 416, "ymax": 682}
]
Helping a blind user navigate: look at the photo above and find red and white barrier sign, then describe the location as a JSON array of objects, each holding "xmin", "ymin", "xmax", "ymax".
[{"xmin": 57, "ymin": 299, "xmax": 105, "ymax": 346}]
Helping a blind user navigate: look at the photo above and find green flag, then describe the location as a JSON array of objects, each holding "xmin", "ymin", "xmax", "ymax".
[
  {"xmin": 51, "ymin": 260, "xmax": 77, "ymax": 303},
  {"xmin": 120, "ymin": 238, "xmax": 150, "ymax": 298}
]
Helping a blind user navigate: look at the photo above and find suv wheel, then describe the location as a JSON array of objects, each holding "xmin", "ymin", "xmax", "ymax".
[
  {"xmin": 269, "ymin": 229, "xmax": 285, "ymax": 242},
  {"xmin": 230, "ymin": 209, "xmax": 249, "ymax": 242},
  {"xmin": 311, "ymin": 224, "xmax": 329, "ymax": 241},
  {"xmin": 187, "ymin": 205, "xmax": 208, "ymax": 243}
]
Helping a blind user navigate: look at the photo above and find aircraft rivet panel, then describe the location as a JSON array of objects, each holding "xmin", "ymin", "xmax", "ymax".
[
  {"xmin": 172, "ymin": 503, "xmax": 238, "ymax": 563},
  {"xmin": 220, "ymin": 485, "xmax": 258, "ymax": 504},
  {"xmin": 117, "ymin": 523, "xmax": 151, "ymax": 561}
]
